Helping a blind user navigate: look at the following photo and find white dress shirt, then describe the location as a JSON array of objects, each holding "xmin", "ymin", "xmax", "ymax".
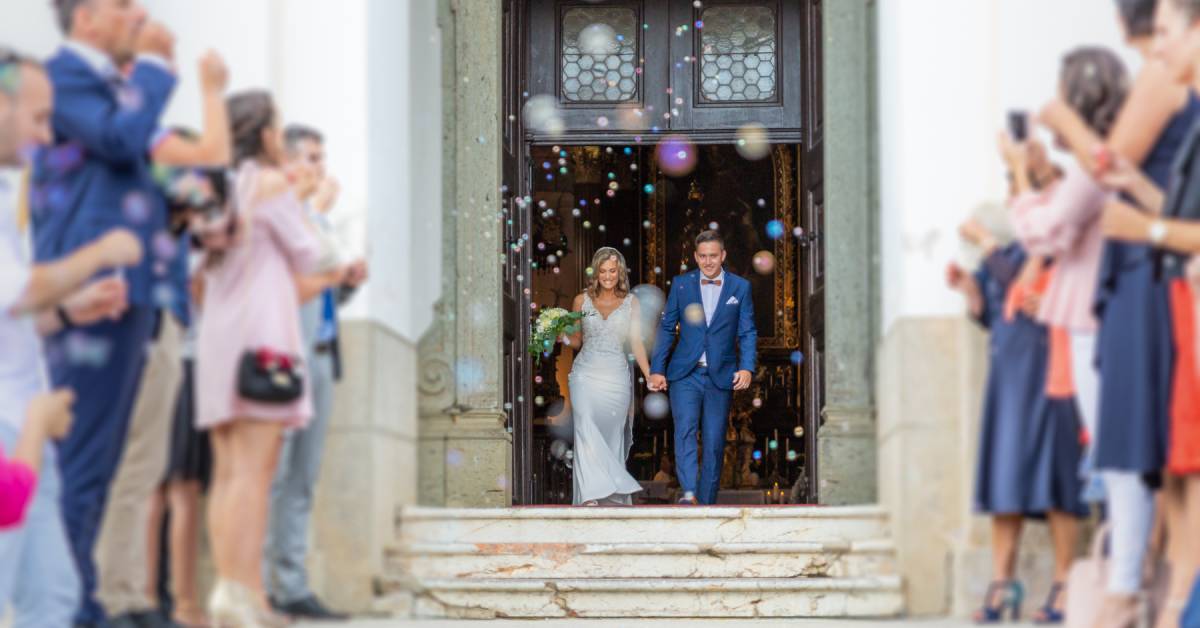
[
  {"xmin": 0, "ymin": 170, "xmax": 49, "ymax": 430},
  {"xmin": 698, "ymin": 269, "xmax": 724, "ymax": 365}
]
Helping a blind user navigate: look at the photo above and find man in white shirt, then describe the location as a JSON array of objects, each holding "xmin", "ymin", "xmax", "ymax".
[{"xmin": 0, "ymin": 48, "xmax": 141, "ymax": 628}]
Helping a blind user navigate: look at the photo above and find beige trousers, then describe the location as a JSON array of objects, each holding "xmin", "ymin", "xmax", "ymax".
[{"xmin": 94, "ymin": 313, "xmax": 184, "ymax": 616}]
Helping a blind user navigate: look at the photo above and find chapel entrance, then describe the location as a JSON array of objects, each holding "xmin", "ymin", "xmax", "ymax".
[{"xmin": 500, "ymin": 0, "xmax": 825, "ymax": 505}]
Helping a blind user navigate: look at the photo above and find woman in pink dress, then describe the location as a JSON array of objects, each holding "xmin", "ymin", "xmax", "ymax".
[{"xmin": 195, "ymin": 90, "xmax": 346, "ymax": 627}]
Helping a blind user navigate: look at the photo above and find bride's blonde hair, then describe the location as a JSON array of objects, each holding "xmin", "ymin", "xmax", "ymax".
[{"xmin": 587, "ymin": 247, "xmax": 630, "ymax": 299}]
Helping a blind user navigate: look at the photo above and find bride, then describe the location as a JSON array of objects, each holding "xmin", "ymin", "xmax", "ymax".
[{"xmin": 560, "ymin": 247, "xmax": 652, "ymax": 506}]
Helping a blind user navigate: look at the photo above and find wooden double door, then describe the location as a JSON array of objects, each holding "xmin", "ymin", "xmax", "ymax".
[{"xmin": 499, "ymin": 0, "xmax": 825, "ymax": 505}]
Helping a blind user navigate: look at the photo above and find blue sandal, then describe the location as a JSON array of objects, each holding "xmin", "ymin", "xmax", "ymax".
[
  {"xmin": 1032, "ymin": 582, "xmax": 1065, "ymax": 624},
  {"xmin": 973, "ymin": 580, "xmax": 1024, "ymax": 624}
]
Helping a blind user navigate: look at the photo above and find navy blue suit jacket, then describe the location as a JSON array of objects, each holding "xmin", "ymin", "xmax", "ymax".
[
  {"xmin": 31, "ymin": 48, "xmax": 176, "ymax": 307},
  {"xmin": 650, "ymin": 269, "xmax": 757, "ymax": 390}
]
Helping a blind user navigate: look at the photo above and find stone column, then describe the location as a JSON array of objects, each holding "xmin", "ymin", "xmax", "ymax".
[
  {"xmin": 417, "ymin": 0, "xmax": 512, "ymax": 507},
  {"xmin": 819, "ymin": 0, "xmax": 879, "ymax": 505}
]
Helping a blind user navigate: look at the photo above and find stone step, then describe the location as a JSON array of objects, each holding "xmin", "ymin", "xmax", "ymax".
[
  {"xmin": 391, "ymin": 576, "xmax": 906, "ymax": 619},
  {"xmin": 390, "ymin": 540, "xmax": 898, "ymax": 580},
  {"xmin": 397, "ymin": 505, "xmax": 890, "ymax": 545}
]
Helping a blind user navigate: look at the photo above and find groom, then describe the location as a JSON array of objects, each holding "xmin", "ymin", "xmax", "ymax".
[{"xmin": 649, "ymin": 230, "xmax": 757, "ymax": 505}]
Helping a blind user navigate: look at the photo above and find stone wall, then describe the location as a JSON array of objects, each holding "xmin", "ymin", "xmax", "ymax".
[
  {"xmin": 310, "ymin": 320, "xmax": 419, "ymax": 612},
  {"xmin": 877, "ymin": 315, "xmax": 1064, "ymax": 616}
]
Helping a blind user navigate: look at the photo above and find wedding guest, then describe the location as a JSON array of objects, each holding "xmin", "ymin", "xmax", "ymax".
[
  {"xmin": 1100, "ymin": 0, "xmax": 1200, "ymax": 620},
  {"xmin": 953, "ymin": 190, "xmax": 1085, "ymax": 621},
  {"xmin": 195, "ymin": 90, "xmax": 352, "ymax": 625},
  {"xmin": 263, "ymin": 124, "xmax": 363, "ymax": 621},
  {"xmin": 1037, "ymin": 2, "xmax": 1200, "ymax": 624},
  {"xmin": 95, "ymin": 50, "xmax": 231, "ymax": 628},
  {"xmin": 0, "ymin": 48, "xmax": 142, "ymax": 626},
  {"xmin": 30, "ymin": 2, "xmax": 179, "ymax": 624}
]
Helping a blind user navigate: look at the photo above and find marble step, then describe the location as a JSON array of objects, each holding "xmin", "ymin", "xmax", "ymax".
[
  {"xmin": 397, "ymin": 505, "xmax": 890, "ymax": 545},
  {"xmin": 390, "ymin": 576, "xmax": 906, "ymax": 619},
  {"xmin": 390, "ymin": 539, "xmax": 898, "ymax": 580}
]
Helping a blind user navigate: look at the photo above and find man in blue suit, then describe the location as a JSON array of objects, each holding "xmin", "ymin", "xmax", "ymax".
[
  {"xmin": 30, "ymin": 1, "xmax": 177, "ymax": 625},
  {"xmin": 649, "ymin": 230, "xmax": 757, "ymax": 505}
]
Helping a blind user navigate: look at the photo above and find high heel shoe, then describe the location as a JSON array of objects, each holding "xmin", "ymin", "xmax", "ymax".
[
  {"xmin": 208, "ymin": 579, "xmax": 253, "ymax": 628},
  {"xmin": 1032, "ymin": 581, "xmax": 1065, "ymax": 624},
  {"xmin": 208, "ymin": 579, "xmax": 288, "ymax": 628},
  {"xmin": 973, "ymin": 580, "xmax": 1024, "ymax": 624}
]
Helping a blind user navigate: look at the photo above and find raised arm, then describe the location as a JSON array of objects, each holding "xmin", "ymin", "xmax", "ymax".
[
  {"xmin": 151, "ymin": 52, "xmax": 230, "ymax": 168},
  {"xmin": 53, "ymin": 59, "xmax": 176, "ymax": 166},
  {"xmin": 1010, "ymin": 166, "xmax": 1108, "ymax": 257},
  {"xmin": 1043, "ymin": 63, "xmax": 1185, "ymax": 174}
]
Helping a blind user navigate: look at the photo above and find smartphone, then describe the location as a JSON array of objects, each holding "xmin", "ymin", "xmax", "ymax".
[{"xmin": 1008, "ymin": 110, "xmax": 1029, "ymax": 142}]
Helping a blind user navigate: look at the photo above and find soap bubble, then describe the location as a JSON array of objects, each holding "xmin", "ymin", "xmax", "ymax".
[
  {"xmin": 644, "ymin": 392, "xmax": 670, "ymax": 420},
  {"xmin": 793, "ymin": 227, "xmax": 805, "ymax": 238},
  {"xmin": 787, "ymin": 450, "xmax": 798, "ymax": 462},
  {"xmin": 122, "ymin": 191, "xmax": 152, "ymax": 224},
  {"xmin": 152, "ymin": 231, "xmax": 178, "ymax": 260},
  {"xmin": 523, "ymin": 94, "xmax": 565, "ymax": 136},
  {"xmin": 708, "ymin": 222, "xmax": 719, "ymax": 230},
  {"xmin": 546, "ymin": 398, "xmax": 573, "ymax": 441},
  {"xmin": 63, "ymin": 332, "xmax": 113, "ymax": 367},
  {"xmin": 752, "ymin": 397, "xmax": 763, "ymax": 408},
  {"xmin": 447, "ymin": 448, "xmax": 465, "ymax": 467},
  {"xmin": 752, "ymin": 251, "xmax": 776, "ymax": 274},
  {"xmin": 793, "ymin": 425, "xmax": 805, "ymax": 437},
  {"xmin": 580, "ymin": 23, "xmax": 618, "ymax": 55},
  {"xmin": 752, "ymin": 450, "xmax": 762, "ymax": 461},
  {"xmin": 735, "ymin": 122, "xmax": 770, "ymax": 160},
  {"xmin": 550, "ymin": 439, "xmax": 571, "ymax": 460},
  {"xmin": 768, "ymin": 439, "xmax": 778, "ymax": 450},
  {"xmin": 790, "ymin": 350, "xmax": 805, "ymax": 365},
  {"xmin": 656, "ymin": 135, "xmax": 698, "ymax": 177},
  {"xmin": 765, "ymin": 220, "xmax": 785, "ymax": 240},
  {"xmin": 684, "ymin": 303, "xmax": 705, "ymax": 326}
]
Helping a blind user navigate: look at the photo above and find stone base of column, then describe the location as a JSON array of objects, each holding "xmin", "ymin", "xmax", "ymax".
[
  {"xmin": 418, "ymin": 411, "xmax": 512, "ymax": 507},
  {"xmin": 818, "ymin": 406, "xmax": 877, "ymax": 505}
]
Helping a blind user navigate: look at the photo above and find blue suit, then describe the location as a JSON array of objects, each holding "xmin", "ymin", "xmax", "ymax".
[
  {"xmin": 651, "ymin": 269, "xmax": 757, "ymax": 504},
  {"xmin": 30, "ymin": 47, "xmax": 175, "ymax": 625}
]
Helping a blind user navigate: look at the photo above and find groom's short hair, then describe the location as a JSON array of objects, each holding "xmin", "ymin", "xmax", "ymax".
[{"xmin": 695, "ymin": 230, "xmax": 724, "ymax": 249}]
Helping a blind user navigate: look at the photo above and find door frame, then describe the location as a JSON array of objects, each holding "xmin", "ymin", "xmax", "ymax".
[{"xmin": 504, "ymin": 0, "xmax": 825, "ymax": 505}]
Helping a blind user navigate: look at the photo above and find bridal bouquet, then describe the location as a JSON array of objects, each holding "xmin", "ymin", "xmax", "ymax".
[{"xmin": 528, "ymin": 307, "xmax": 589, "ymax": 364}]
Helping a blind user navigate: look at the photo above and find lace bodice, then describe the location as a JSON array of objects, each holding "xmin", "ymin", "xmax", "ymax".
[{"xmin": 575, "ymin": 293, "xmax": 633, "ymax": 365}]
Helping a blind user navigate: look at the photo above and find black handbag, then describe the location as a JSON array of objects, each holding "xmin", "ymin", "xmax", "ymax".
[{"xmin": 237, "ymin": 348, "xmax": 304, "ymax": 403}]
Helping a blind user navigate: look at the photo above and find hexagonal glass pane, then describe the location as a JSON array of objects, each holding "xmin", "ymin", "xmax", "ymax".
[
  {"xmin": 561, "ymin": 7, "xmax": 638, "ymax": 102},
  {"xmin": 699, "ymin": 4, "xmax": 778, "ymax": 102}
]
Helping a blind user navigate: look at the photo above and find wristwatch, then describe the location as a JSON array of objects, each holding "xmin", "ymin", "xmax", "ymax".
[{"xmin": 1148, "ymin": 219, "xmax": 1168, "ymax": 245}]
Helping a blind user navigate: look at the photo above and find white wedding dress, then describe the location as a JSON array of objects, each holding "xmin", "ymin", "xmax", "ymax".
[{"xmin": 567, "ymin": 293, "xmax": 643, "ymax": 505}]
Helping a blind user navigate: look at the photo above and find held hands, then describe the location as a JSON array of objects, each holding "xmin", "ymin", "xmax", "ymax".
[
  {"xmin": 135, "ymin": 21, "xmax": 176, "ymax": 61},
  {"xmin": 63, "ymin": 277, "xmax": 129, "ymax": 326},
  {"xmin": 198, "ymin": 50, "xmax": 229, "ymax": 93},
  {"xmin": 27, "ymin": 389, "xmax": 75, "ymax": 440},
  {"xmin": 647, "ymin": 374, "xmax": 667, "ymax": 392}
]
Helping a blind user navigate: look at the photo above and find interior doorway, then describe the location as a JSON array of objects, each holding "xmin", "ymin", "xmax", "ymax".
[{"xmin": 518, "ymin": 143, "xmax": 819, "ymax": 505}]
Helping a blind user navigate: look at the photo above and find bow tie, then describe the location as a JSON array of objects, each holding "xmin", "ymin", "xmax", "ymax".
[{"xmin": 701, "ymin": 278, "xmax": 722, "ymax": 286}]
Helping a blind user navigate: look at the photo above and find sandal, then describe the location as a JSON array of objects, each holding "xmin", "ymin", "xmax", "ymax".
[
  {"xmin": 1032, "ymin": 581, "xmax": 1065, "ymax": 624},
  {"xmin": 973, "ymin": 580, "xmax": 1023, "ymax": 624}
]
